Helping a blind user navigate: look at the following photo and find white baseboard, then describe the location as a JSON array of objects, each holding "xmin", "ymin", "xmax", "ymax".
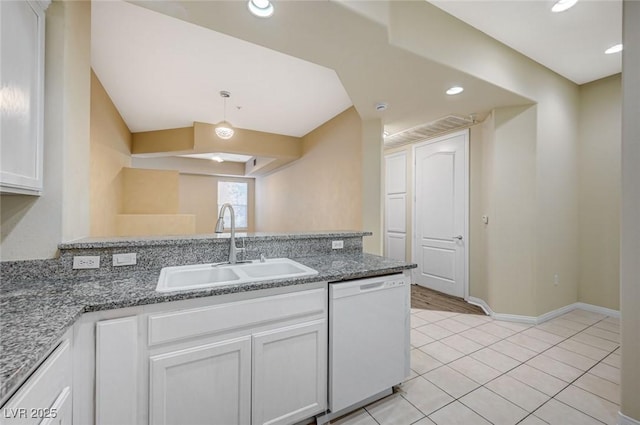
[
  {"xmin": 465, "ymin": 297, "xmax": 620, "ymax": 324},
  {"xmin": 466, "ymin": 297, "xmax": 492, "ymax": 316},
  {"xmin": 619, "ymin": 412, "xmax": 640, "ymax": 425},
  {"xmin": 536, "ymin": 303, "xmax": 577, "ymax": 324},
  {"xmin": 575, "ymin": 302, "xmax": 621, "ymax": 319},
  {"xmin": 493, "ymin": 312, "xmax": 537, "ymax": 324}
]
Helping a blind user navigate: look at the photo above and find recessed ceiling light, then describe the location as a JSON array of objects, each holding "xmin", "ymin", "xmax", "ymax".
[
  {"xmin": 605, "ymin": 44, "xmax": 623, "ymax": 54},
  {"xmin": 551, "ymin": 0, "xmax": 578, "ymax": 13},
  {"xmin": 446, "ymin": 86, "xmax": 464, "ymax": 95},
  {"xmin": 248, "ymin": 0, "xmax": 274, "ymax": 18}
]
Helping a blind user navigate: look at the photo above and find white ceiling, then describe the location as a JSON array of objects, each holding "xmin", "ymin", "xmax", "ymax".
[
  {"xmin": 429, "ymin": 0, "xmax": 622, "ymax": 85},
  {"xmin": 92, "ymin": 0, "xmax": 531, "ymax": 136},
  {"xmin": 91, "ymin": 1, "xmax": 352, "ymax": 136},
  {"xmin": 91, "ymin": 0, "xmax": 622, "ymax": 144}
]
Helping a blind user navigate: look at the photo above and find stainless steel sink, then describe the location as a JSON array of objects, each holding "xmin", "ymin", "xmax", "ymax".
[{"xmin": 156, "ymin": 258, "xmax": 318, "ymax": 292}]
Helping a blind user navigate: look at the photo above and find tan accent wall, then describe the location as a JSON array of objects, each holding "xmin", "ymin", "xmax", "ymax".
[
  {"xmin": 121, "ymin": 168, "xmax": 179, "ymax": 214},
  {"xmin": 132, "ymin": 122, "xmax": 302, "ymax": 163},
  {"xmin": 194, "ymin": 123, "xmax": 302, "ymax": 159},
  {"xmin": 90, "ymin": 71, "xmax": 132, "ymax": 236},
  {"xmin": 1, "ymin": 0, "xmax": 91, "ymax": 260},
  {"xmin": 577, "ymin": 74, "xmax": 621, "ymax": 310},
  {"xmin": 132, "ymin": 156, "xmax": 246, "ymax": 177},
  {"xmin": 255, "ymin": 107, "xmax": 362, "ymax": 233},
  {"xmin": 179, "ymin": 174, "xmax": 255, "ymax": 234},
  {"xmin": 132, "ymin": 127, "xmax": 194, "ymax": 155},
  {"xmin": 116, "ymin": 214, "xmax": 195, "ymax": 236},
  {"xmin": 620, "ymin": 0, "xmax": 640, "ymax": 421}
]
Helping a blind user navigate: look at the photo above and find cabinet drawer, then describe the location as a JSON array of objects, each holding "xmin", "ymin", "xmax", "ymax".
[
  {"xmin": 1, "ymin": 340, "xmax": 72, "ymax": 425},
  {"xmin": 148, "ymin": 287, "xmax": 326, "ymax": 346}
]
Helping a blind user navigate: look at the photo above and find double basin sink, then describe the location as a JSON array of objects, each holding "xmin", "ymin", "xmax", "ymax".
[{"xmin": 156, "ymin": 258, "xmax": 318, "ymax": 292}]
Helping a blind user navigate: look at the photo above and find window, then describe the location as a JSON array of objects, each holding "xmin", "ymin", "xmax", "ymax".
[{"xmin": 217, "ymin": 181, "xmax": 248, "ymax": 229}]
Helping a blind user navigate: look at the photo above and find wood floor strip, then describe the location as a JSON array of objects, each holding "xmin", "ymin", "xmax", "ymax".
[{"xmin": 411, "ymin": 284, "xmax": 486, "ymax": 315}]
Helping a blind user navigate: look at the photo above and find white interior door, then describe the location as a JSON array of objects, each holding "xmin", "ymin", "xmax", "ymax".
[
  {"xmin": 414, "ymin": 131, "xmax": 468, "ymax": 298},
  {"xmin": 384, "ymin": 152, "xmax": 407, "ymax": 261}
]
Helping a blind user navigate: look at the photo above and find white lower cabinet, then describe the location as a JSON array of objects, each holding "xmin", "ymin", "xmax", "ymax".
[
  {"xmin": 252, "ymin": 320, "xmax": 327, "ymax": 425},
  {"xmin": 149, "ymin": 337, "xmax": 252, "ymax": 425},
  {"xmin": 93, "ymin": 283, "xmax": 328, "ymax": 425}
]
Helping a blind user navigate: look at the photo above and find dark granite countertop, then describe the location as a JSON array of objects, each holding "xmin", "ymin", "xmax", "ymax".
[{"xmin": 0, "ymin": 253, "xmax": 415, "ymax": 403}]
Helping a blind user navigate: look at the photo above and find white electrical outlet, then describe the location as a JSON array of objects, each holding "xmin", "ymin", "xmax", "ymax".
[
  {"xmin": 554, "ymin": 273, "xmax": 560, "ymax": 286},
  {"xmin": 113, "ymin": 253, "xmax": 137, "ymax": 266},
  {"xmin": 73, "ymin": 256, "xmax": 100, "ymax": 269},
  {"xmin": 332, "ymin": 240, "xmax": 344, "ymax": 249}
]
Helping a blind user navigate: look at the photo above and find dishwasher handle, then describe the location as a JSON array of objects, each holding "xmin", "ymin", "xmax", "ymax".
[
  {"xmin": 330, "ymin": 275, "xmax": 406, "ymax": 299},
  {"xmin": 359, "ymin": 282, "xmax": 385, "ymax": 291}
]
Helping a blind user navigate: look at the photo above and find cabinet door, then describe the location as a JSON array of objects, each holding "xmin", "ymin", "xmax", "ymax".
[
  {"xmin": 149, "ymin": 336, "xmax": 251, "ymax": 425},
  {"xmin": 96, "ymin": 316, "xmax": 138, "ymax": 425},
  {"xmin": 252, "ymin": 320, "xmax": 327, "ymax": 425},
  {"xmin": 0, "ymin": 0, "xmax": 46, "ymax": 194}
]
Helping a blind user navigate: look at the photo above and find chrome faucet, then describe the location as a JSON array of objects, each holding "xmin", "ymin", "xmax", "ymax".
[{"xmin": 214, "ymin": 203, "xmax": 245, "ymax": 264}]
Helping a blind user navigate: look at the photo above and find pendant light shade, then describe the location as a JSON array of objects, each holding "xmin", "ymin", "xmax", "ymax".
[
  {"xmin": 215, "ymin": 91, "xmax": 234, "ymax": 140},
  {"xmin": 215, "ymin": 121, "xmax": 234, "ymax": 139}
]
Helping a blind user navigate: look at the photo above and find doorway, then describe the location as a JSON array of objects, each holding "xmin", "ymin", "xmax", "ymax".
[{"xmin": 413, "ymin": 130, "xmax": 469, "ymax": 298}]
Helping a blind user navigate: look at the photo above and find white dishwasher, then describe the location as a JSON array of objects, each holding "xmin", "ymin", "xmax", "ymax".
[{"xmin": 329, "ymin": 274, "xmax": 410, "ymax": 414}]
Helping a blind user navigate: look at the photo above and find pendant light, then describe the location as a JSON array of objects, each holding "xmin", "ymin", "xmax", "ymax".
[{"xmin": 215, "ymin": 91, "xmax": 234, "ymax": 140}]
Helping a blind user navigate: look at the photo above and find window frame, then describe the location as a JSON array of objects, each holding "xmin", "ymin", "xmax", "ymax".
[{"xmin": 216, "ymin": 180, "xmax": 250, "ymax": 232}]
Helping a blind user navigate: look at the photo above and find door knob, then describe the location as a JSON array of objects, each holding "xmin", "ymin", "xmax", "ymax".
[{"xmin": 453, "ymin": 235, "xmax": 463, "ymax": 240}]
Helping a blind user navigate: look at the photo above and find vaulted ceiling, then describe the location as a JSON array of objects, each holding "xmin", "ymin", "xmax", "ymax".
[{"xmin": 91, "ymin": 0, "xmax": 621, "ymax": 149}]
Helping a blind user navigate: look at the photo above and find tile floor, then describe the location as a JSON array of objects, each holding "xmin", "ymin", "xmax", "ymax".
[{"xmin": 334, "ymin": 308, "xmax": 621, "ymax": 425}]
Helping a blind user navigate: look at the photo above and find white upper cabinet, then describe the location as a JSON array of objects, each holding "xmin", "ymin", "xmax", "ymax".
[{"xmin": 0, "ymin": 1, "xmax": 49, "ymax": 195}]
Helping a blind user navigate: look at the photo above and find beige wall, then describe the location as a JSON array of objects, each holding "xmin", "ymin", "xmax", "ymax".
[
  {"xmin": 620, "ymin": 0, "xmax": 640, "ymax": 421},
  {"xmin": 361, "ymin": 119, "xmax": 383, "ymax": 254},
  {"xmin": 61, "ymin": 0, "xmax": 91, "ymax": 243},
  {"xmin": 469, "ymin": 123, "xmax": 488, "ymax": 303},
  {"xmin": 533, "ymin": 80, "xmax": 581, "ymax": 316},
  {"xmin": 180, "ymin": 174, "xmax": 255, "ymax": 234},
  {"xmin": 1, "ymin": 0, "xmax": 91, "ymax": 260},
  {"xmin": 488, "ymin": 106, "xmax": 538, "ymax": 316},
  {"xmin": 255, "ymin": 107, "xmax": 362, "ymax": 233},
  {"xmin": 90, "ymin": 71, "xmax": 132, "ymax": 237},
  {"xmin": 577, "ymin": 75, "xmax": 621, "ymax": 310}
]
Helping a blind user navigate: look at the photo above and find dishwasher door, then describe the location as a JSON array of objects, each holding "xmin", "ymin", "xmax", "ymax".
[{"xmin": 329, "ymin": 275, "xmax": 410, "ymax": 413}]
